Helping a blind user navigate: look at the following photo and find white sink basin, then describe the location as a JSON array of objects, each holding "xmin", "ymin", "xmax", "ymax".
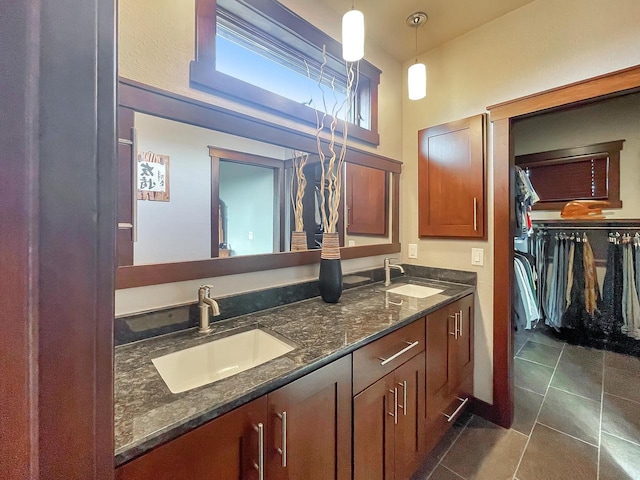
[
  {"xmin": 152, "ymin": 328, "xmax": 295, "ymax": 394},
  {"xmin": 386, "ymin": 284, "xmax": 444, "ymax": 299}
]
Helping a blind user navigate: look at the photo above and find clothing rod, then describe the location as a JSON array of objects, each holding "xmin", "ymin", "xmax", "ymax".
[{"xmin": 533, "ymin": 225, "xmax": 640, "ymax": 231}]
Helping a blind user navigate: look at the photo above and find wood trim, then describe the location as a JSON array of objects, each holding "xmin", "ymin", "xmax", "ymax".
[
  {"xmin": 208, "ymin": 146, "xmax": 284, "ymax": 169},
  {"xmin": 392, "ymin": 173, "xmax": 400, "ymax": 243},
  {"xmin": 119, "ymin": 78, "xmax": 401, "ymax": 173},
  {"xmin": 210, "ymin": 157, "xmax": 220, "ymax": 258},
  {"xmin": 491, "ymin": 118, "xmax": 514, "ymax": 428},
  {"xmin": 116, "ymin": 242, "xmax": 401, "ymax": 289},
  {"xmin": 1, "ymin": 2, "xmax": 39, "ymax": 477},
  {"xmin": 191, "ymin": 0, "xmax": 381, "ymax": 146},
  {"xmin": 487, "ymin": 65, "xmax": 640, "ymax": 121},
  {"xmin": 116, "ymin": 78, "xmax": 402, "ymax": 288},
  {"xmin": 515, "ymin": 140, "xmax": 625, "ymax": 164},
  {"xmin": 488, "ymin": 65, "xmax": 640, "ymax": 429},
  {"xmin": 37, "ymin": 0, "xmax": 116, "ymax": 476}
]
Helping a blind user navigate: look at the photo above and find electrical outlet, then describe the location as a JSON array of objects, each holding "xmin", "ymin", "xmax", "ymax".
[
  {"xmin": 471, "ymin": 248, "xmax": 484, "ymax": 266},
  {"xmin": 348, "ymin": 240, "xmax": 356, "ymax": 247},
  {"xmin": 248, "ymin": 231, "xmax": 254, "ymax": 240},
  {"xmin": 408, "ymin": 243, "xmax": 418, "ymax": 259}
]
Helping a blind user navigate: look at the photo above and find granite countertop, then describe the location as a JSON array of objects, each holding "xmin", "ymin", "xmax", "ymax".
[{"xmin": 114, "ymin": 276, "xmax": 474, "ymax": 465}]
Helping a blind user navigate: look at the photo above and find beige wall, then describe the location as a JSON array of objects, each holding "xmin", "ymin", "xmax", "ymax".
[
  {"xmin": 402, "ymin": 0, "xmax": 640, "ymax": 403},
  {"xmin": 116, "ymin": 0, "xmax": 403, "ymax": 315}
]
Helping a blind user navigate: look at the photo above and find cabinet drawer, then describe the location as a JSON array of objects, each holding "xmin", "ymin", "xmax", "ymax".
[{"xmin": 353, "ymin": 318, "xmax": 425, "ymax": 395}]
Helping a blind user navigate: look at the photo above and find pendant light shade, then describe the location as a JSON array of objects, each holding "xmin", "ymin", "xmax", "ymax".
[
  {"xmin": 406, "ymin": 12, "xmax": 428, "ymax": 101},
  {"xmin": 342, "ymin": 9, "xmax": 364, "ymax": 62},
  {"xmin": 408, "ymin": 62, "xmax": 426, "ymax": 100}
]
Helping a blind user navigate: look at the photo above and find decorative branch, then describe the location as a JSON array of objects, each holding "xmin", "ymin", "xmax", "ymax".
[
  {"xmin": 290, "ymin": 150, "xmax": 308, "ymax": 232},
  {"xmin": 307, "ymin": 47, "xmax": 358, "ymax": 235}
]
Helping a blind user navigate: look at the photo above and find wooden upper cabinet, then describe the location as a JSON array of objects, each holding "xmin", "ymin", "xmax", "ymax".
[
  {"xmin": 418, "ymin": 114, "xmax": 486, "ymax": 238},
  {"xmin": 346, "ymin": 162, "xmax": 389, "ymax": 236}
]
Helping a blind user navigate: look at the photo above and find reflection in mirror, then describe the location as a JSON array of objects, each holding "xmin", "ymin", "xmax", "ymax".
[{"xmin": 126, "ymin": 110, "xmax": 395, "ymax": 268}]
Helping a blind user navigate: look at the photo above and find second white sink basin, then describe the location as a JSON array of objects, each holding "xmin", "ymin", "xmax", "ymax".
[
  {"xmin": 386, "ymin": 284, "xmax": 444, "ymax": 298},
  {"xmin": 152, "ymin": 328, "xmax": 295, "ymax": 394}
]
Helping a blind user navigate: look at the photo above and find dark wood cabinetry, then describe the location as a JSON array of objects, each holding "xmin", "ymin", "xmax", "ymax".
[
  {"xmin": 353, "ymin": 317, "xmax": 426, "ymax": 480},
  {"xmin": 116, "ymin": 396, "xmax": 267, "ymax": 480},
  {"xmin": 117, "ymin": 356, "xmax": 351, "ymax": 480},
  {"xmin": 425, "ymin": 295, "xmax": 474, "ymax": 453},
  {"xmin": 346, "ymin": 162, "xmax": 389, "ymax": 236},
  {"xmin": 267, "ymin": 355, "xmax": 351, "ymax": 480},
  {"xmin": 418, "ymin": 115, "xmax": 486, "ymax": 238}
]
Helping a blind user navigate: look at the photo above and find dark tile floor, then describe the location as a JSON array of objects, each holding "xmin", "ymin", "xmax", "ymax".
[{"xmin": 413, "ymin": 329, "xmax": 640, "ymax": 480}]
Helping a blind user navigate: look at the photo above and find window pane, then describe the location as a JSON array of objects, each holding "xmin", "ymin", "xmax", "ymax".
[{"xmin": 216, "ymin": 28, "xmax": 351, "ymax": 121}]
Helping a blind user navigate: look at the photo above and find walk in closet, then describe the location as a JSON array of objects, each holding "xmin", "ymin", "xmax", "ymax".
[{"xmin": 512, "ymin": 91, "xmax": 640, "ymax": 354}]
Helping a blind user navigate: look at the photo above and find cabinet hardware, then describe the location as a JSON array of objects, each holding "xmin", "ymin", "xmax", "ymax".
[
  {"xmin": 448, "ymin": 313, "xmax": 459, "ymax": 339},
  {"xmin": 473, "ymin": 197, "xmax": 478, "ymax": 231},
  {"xmin": 118, "ymin": 130, "xmax": 138, "ymax": 242},
  {"xmin": 397, "ymin": 381, "xmax": 407, "ymax": 415},
  {"xmin": 388, "ymin": 388, "xmax": 398, "ymax": 425},
  {"xmin": 379, "ymin": 341, "xmax": 419, "ymax": 366},
  {"xmin": 118, "ymin": 222, "xmax": 133, "ymax": 229},
  {"xmin": 459, "ymin": 309, "xmax": 464, "ymax": 337},
  {"xmin": 253, "ymin": 423, "xmax": 264, "ymax": 480},
  {"xmin": 443, "ymin": 397, "xmax": 469, "ymax": 423},
  {"xmin": 276, "ymin": 411, "xmax": 287, "ymax": 467}
]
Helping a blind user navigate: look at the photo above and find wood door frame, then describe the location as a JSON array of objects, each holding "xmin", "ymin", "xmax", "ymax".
[
  {"xmin": 485, "ymin": 65, "xmax": 640, "ymax": 428},
  {"xmin": 1, "ymin": 0, "xmax": 116, "ymax": 478}
]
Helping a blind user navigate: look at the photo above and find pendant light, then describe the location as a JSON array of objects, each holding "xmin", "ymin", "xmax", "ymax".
[
  {"xmin": 342, "ymin": 1, "xmax": 364, "ymax": 62},
  {"xmin": 407, "ymin": 12, "xmax": 427, "ymax": 100}
]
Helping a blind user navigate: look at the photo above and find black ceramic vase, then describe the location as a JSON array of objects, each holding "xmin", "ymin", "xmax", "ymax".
[{"xmin": 319, "ymin": 232, "xmax": 343, "ymax": 303}]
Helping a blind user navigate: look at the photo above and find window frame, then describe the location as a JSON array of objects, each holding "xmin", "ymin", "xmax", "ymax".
[
  {"xmin": 190, "ymin": 0, "xmax": 381, "ymax": 146},
  {"xmin": 515, "ymin": 140, "xmax": 624, "ymax": 210}
]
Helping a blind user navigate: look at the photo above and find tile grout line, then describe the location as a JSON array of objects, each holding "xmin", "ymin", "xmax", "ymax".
[
  {"xmin": 597, "ymin": 349, "xmax": 605, "ymax": 480},
  {"xmin": 514, "ymin": 355, "xmax": 558, "ymax": 369},
  {"xmin": 511, "ymin": 342, "xmax": 566, "ymax": 480},
  {"xmin": 514, "ymin": 385, "xmax": 545, "ymax": 398},
  {"xmin": 602, "ymin": 430, "xmax": 640, "ymax": 448},
  {"xmin": 441, "ymin": 464, "xmax": 466, "ymax": 479},
  {"xmin": 425, "ymin": 414, "xmax": 473, "ymax": 480},
  {"xmin": 603, "ymin": 391, "xmax": 640, "ymax": 406},
  {"xmin": 535, "ymin": 421, "xmax": 599, "ymax": 448},
  {"xmin": 546, "ymin": 385, "xmax": 602, "ymax": 403}
]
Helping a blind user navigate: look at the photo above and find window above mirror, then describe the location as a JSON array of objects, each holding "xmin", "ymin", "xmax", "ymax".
[{"xmin": 190, "ymin": 0, "xmax": 381, "ymax": 145}]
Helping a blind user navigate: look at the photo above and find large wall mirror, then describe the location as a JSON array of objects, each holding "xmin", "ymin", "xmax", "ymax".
[{"xmin": 116, "ymin": 79, "xmax": 401, "ymax": 288}]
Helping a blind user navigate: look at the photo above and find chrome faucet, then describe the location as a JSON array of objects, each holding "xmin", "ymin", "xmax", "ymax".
[
  {"xmin": 197, "ymin": 285, "xmax": 220, "ymax": 334},
  {"xmin": 384, "ymin": 257, "xmax": 405, "ymax": 287}
]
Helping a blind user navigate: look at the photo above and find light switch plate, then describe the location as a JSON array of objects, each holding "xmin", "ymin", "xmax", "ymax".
[
  {"xmin": 471, "ymin": 248, "xmax": 484, "ymax": 266},
  {"xmin": 408, "ymin": 243, "xmax": 418, "ymax": 259}
]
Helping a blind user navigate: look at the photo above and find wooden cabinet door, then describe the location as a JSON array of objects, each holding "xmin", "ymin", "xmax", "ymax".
[
  {"xmin": 116, "ymin": 396, "xmax": 268, "ymax": 480},
  {"xmin": 418, "ymin": 114, "xmax": 485, "ymax": 238},
  {"xmin": 425, "ymin": 307, "xmax": 455, "ymax": 421},
  {"xmin": 267, "ymin": 355, "xmax": 352, "ymax": 480},
  {"xmin": 346, "ymin": 162, "xmax": 389, "ymax": 236},
  {"xmin": 353, "ymin": 372, "xmax": 396, "ymax": 480},
  {"xmin": 450, "ymin": 295, "xmax": 474, "ymax": 391},
  {"xmin": 394, "ymin": 353, "xmax": 425, "ymax": 480}
]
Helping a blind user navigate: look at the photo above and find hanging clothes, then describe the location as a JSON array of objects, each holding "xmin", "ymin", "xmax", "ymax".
[
  {"xmin": 602, "ymin": 235, "xmax": 624, "ymax": 335},
  {"xmin": 514, "ymin": 253, "xmax": 540, "ymax": 330},
  {"xmin": 621, "ymin": 237, "xmax": 640, "ymax": 340},
  {"xmin": 563, "ymin": 237, "xmax": 585, "ymax": 330},
  {"xmin": 514, "ymin": 166, "xmax": 540, "ymax": 240}
]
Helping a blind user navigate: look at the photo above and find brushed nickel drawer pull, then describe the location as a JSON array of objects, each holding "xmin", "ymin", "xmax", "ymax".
[
  {"xmin": 443, "ymin": 397, "xmax": 469, "ymax": 423},
  {"xmin": 459, "ymin": 309, "xmax": 464, "ymax": 337},
  {"xmin": 449, "ymin": 313, "xmax": 459, "ymax": 339},
  {"xmin": 387, "ymin": 388, "xmax": 398, "ymax": 425},
  {"xmin": 473, "ymin": 197, "xmax": 478, "ymax": 231},
  {"xmin": 397, "ymin": 380, "xmax": 407, "ymax": 416},
  {"xmin": 253, "ymin": 423, "xmax": 264, "ymax": 480},
  {"xmin": 276, "ymin": 411, "xmax": 287, "ymax": 467},
  {"xmin": 379, "ymin": 341, "xmax": 419, "ymax": 366}
]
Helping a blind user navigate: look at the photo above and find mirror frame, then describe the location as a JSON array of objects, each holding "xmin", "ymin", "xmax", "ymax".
[{"xmin": 116, "ymin": 78, "xmax": 401, "ymax": 289}]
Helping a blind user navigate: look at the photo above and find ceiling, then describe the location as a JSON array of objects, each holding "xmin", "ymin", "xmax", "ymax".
[{"xmin": 319, "ymin": 0, "xmax": 536, "ymax": 61}]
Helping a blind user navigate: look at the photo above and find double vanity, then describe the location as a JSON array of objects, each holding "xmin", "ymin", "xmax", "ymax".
[{"xmin": 115, "ymin": 274, "xmax": 475, "ymax": 479}]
